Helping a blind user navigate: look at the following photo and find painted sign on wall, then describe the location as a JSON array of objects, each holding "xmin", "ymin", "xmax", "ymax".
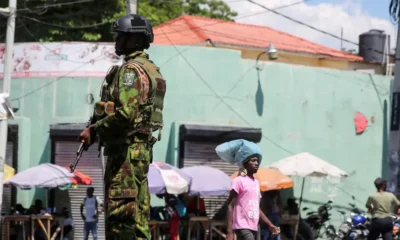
[{"xmin": 0, "ymin": 42, "xmax": 122, "ymax": 78}]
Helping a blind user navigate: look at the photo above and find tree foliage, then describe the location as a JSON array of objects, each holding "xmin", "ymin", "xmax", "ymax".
[
  {"xmin": 139, "ymin": 0, "xmax": 238, "ymax": 26},
  {"xmin": 341, "ymin": 48, "xmax": 358, "ymax": 55},
  {"xmin": 0, "ymin": 0, "xmax": 237, "ymax": 42}
]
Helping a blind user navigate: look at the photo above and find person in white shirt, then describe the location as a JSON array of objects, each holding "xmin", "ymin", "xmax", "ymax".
[{"xmin": 80, "ymin": 187, "xmax": 103, "ymax": 240}]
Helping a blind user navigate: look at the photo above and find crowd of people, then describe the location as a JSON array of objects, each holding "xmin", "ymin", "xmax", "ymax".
[
  {"xmin": 6, "ymin": 186, "xmax": 104, "ymax": 240},
  {"xmin": 8, "ymin": 200, "xmax": 73, "ymax": 240}
]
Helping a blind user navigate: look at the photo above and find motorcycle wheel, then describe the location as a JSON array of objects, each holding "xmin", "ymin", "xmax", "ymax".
[
  {"xmin": 297, "ymin": 219, "xmax": 315, "ymax": 240},
  {"xmin": 319, "ymin": 225, "xmax": 336, "ymax": 239}
]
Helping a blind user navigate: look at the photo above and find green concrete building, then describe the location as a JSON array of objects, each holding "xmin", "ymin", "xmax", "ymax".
[{"xmin": 0, "ymin": 42, "xmax": 393, "ymax": 239}]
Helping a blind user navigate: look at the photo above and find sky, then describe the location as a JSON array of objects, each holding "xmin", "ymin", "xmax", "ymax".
[{"xmin": 225, "ymin": 0, "xmax": 397, "ymax": 52}]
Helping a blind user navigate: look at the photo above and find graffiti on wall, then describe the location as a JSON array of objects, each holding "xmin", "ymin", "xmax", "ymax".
[
  {"xmin": 326, "ymin": 176, "xmax": 341, "ymax": 200},
  {"xmin": 0, "ymin": 42, "xmax": 122, "ymax": 78},
  {"xmin": 309, "ymin": 177, "xmax": 324, "ymax": 193},
  {"xmin": 308, "ymin": 176, "xmax": 342, "ymax": 201}
]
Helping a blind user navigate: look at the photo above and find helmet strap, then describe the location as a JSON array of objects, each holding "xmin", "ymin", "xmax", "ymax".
[{"xmin": 115, "ymin": 33, "xmax": 128, "ymax": 56}]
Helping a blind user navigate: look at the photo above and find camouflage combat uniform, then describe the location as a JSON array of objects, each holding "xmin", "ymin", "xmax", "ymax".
[{"xmin": 94, "ymin": 51, "xmax": 166, "ymax": 239}]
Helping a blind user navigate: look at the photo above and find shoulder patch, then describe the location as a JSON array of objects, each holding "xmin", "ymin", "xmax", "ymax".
[{"xmin": 122, "ymin": 71, "xmax": 136, "ymax": 87}]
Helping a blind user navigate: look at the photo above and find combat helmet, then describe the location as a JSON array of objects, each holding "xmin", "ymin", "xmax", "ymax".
[{"xmin": 112, "ymin": 14, "xmax": 154, "ymax": 44}]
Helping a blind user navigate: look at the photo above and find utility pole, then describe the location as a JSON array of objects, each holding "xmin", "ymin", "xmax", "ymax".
[
  {"xmin": 340, "ymin": 27, "xmax": 343, "ymax": 51},
  {"xmin": 126, "ymin": 0, "xmax": 137, "ymax": 14},
  {"xmin": 388, "ymin": 23, "xmax": 400, "ymax": 195},
  {"xmin": 0, "ymin": 0, "xmax": 17, "ymax": 213}
]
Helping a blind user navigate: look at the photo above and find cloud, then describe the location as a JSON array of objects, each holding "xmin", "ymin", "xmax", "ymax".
[{"xmin": 227, "ymin": 0, "xmax": 397, "ymax": 52}]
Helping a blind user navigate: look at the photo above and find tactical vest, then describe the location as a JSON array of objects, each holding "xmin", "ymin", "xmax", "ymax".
[{"xmin": 95, "ymin": 54, "xmax": 166, "ymax": 143}]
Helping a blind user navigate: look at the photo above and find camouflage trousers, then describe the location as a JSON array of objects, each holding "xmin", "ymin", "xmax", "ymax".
[{"xmin": 104, "ymin": 137, "xmax": 153, "ymax": 240}]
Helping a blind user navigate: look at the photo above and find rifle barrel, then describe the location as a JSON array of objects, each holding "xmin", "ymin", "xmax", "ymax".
[
  {"xmin": 70, "ymin": 141, "xmax": 85, "ymax": 173},
  {"xmin": 70, "ymin": 117, "xmax": 92, "ymax": 173}
]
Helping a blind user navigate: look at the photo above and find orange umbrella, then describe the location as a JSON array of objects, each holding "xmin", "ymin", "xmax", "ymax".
[
  {"xmin": 66, "ymin": 167, "xmax": 93, "ymax": 185},
  {"xmin": 231, "ymin": 167, "xmax": 294, "ymax": 192}
]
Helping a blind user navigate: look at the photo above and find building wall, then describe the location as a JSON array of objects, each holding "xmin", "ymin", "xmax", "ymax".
[
  {"xmin": 349, "ymin": 61, "xmax": 387, "ymax": 75},
  {"xmin": 240, "ymin": 48, "xmax": 345, "ymax": 69},
  {"xmin": 0, "ymin": 44, "xmax": 393, "ymax": 225},
  {"xmin": 227, "ymin": 46, "xmax": 387, "ymax": 74}
]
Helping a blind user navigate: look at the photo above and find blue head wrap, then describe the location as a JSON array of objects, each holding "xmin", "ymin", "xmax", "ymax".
[{"xmin": 215, "ymin": 139, "xmax": 262, "ymax": 166}]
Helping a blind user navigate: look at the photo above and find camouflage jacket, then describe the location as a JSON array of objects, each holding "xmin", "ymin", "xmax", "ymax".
[{"xmin": 94, "ymin": 51, "xmax": 152, "ymax": 142}]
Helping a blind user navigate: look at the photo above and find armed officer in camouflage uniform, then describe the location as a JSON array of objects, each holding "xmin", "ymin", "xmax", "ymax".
[{"xmin": 78, "ymin": 14, "xmax": 166, "ymax": 239}]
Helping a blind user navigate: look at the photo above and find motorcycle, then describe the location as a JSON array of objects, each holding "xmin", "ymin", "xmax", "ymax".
[
  {"xmin": 302, "ymin": 200, "xmax": 336, "ymax": 239},
  {"xmin": 332, "ymin": 196, "xmax": 370, "ymax": 240},
  {"xmin": 335, "ymin": 209, "xmax": 369, "ymax": 239},
  {"xmin": 391, "ymin": 214, "xmax": 400, "ymax": 239},
  {"xmin": 331, "ymin": 195, "xmax": 400, "ymax": 240}
]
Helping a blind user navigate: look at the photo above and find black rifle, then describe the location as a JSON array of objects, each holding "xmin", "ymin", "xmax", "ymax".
[{"xmin": 69, "ymin": 118, "xmax": 92, "ymax": 173}]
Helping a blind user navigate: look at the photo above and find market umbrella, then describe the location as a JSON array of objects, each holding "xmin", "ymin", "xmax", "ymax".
[
  {"xmin": 269, "ymin": 152, "xmax": 348, "ymax": 178},
  {"xmin": 181, "ymin": 166, "xmax": 231, "ymax": 196},
  {"xmin": 66, "ymin": 167, "xmax": 93, "ymax": 185},
  {"xmin": 148, "ymin": 162, "xmax": 192, "ymax": 195},
  {"xmin": 269, "ymin": 152, "xmax": 348, "ymax": 207},
  {"xmin": 180, "ymin": 165, "xmax": 231, "ymax": 239},
  {"xmin": 231, "ymin": 167, "xmax": 294, "ymax": 192},
  {"xmin": 3, "ymin": 164, "xmax": 15, "ymax": 183},
  {"xmin": 4, "ymin": 163, "xmax": 74, "ymax": 189}
]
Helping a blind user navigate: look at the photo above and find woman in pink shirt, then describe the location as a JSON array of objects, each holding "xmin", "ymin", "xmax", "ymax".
[{"xmin": 216, "ymin": 139, "xmax": 280, "ymax": 240}]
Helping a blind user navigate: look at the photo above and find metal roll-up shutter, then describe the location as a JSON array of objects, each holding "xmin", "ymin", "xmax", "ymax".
[
  {"xmin": 1, "ymin": 142, "xmax": 14, "ymax": 240},
  {"xmin": 53, "ymin": 141, "xmax": 106, "ymax": 240},
  {"xmin": 2, "ymin": 142, "xmax": 14, "ymax": 216},
  {"xmin": 181, "ymin": 141, "xmax": 238, "ymax": 219}
]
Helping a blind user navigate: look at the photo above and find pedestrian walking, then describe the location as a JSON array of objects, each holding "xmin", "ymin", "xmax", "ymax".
[{"xmin": 215, "ymin": 139, "xmax": 280, "ymax": 240}]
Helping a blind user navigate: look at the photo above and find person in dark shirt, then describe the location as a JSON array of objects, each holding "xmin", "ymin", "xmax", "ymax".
[
  {"xmin": 15, "ymin": 203, "xmax": 27, "ymax": 215},
  {"xmin": 261, "ymin": 190, "xmax": 282, "ymax": 240},
  {"xmin": 186, "ymin": 195, "xmax": 207, "ymax": 216},
  {"xmin": 29, "ymin": 199, "xmax": 44, "ymax": 214}
]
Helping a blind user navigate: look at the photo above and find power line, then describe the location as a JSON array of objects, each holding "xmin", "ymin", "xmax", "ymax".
[
  {"xmin": 138, "ymin": 2, "xmax": 368, "ymax": 201},
  {"xmin": 17, "ymin": 17, "xmax": 365, "ymax": 61},
  {"xmin": 156, "ymin": 20, "xmax": 353, "ymax": 108},
  {"xmin": 158, "ymin": 27, "xmax": 363, "ymax": 202},
  {"xmin": 146, "ymin": 10, "xmax": 347, "ymax": 155},
  {"xmin": 159, "ymin": 15, "xmax": 360, "ymax": 60},
  {"xmin": 0, "ymin": 22, "xmax": 23, "ymax": 39},
  {"xmin": 200, "ymin": 28, "xmax": 357, "ymax": 59},
  {"xmin": 149, "ymin": 0, "xmax": 389, "ymax": 57},
  {"xmin": 157, "ymin": 0, "xmax": 310, "ymax": 36},
  {"xmin": 10, "ymin": 22, "xmax": 108, "ymax": 101},
  {"xmin": 15, "ymin": 3, "xmax": 366, "ymax": 202},
  {"xmin": 246, "ymin": 0, "xmax": 392, "ymax": 56},
  {"xmin": 15, "ymin": 1, "xmax": 314, "ymax": 52},
  {"xmin": 16, "ymin": 0, "xmax": 95, "ymax": 12},
  {"xmin": 235, "ymin": 0, "xmax": 310, "ymax": 18},
  {"xmin": 19, "ymin": 19, "xmax": 106, "ymax": 64},
  {"xmin": 14, "ymin": 0, "xmax": 310, "ymax": 43},
  {"xmin": 159, "ymin": 26, "xmax": 294, "ymax": 154},
  {"xmin": 12, "ymin": 0, "xmax": 300, "ymax": 33},
  {"xmin": 20, "ymin": 15, "xmax": 109, "ymax": 29},
  {"xmin": 9, "ymin": 59, "xmax": 104, "ymax": 101},
  {"xmin": 145, "ymin": 9, "xmax": 294, "ymax": 153}
]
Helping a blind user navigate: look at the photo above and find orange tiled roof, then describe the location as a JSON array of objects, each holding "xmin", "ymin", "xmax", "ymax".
[{"xmin": 153, "ymin": 15, "xmax": 362, "ymax": 61}]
